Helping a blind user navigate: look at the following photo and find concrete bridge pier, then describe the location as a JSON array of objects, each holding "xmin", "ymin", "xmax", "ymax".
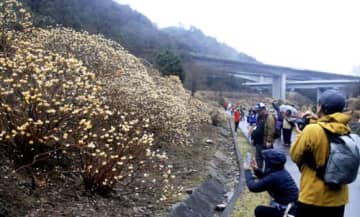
[
  {"xmin": 259, "ymin": 75, "xmax": 265, "ymax": 83},
  {"xmin": 316, "ymin": 88, "xmax": 323, "ymax": 103},
  {"xmin": 272, "ymin": 73, "xmax": 287, "ymax": 100}
]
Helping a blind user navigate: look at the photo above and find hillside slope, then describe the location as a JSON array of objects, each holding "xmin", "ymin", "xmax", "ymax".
[
  {"xmin": 23, "ymin": 0, "xmax": 175, "ymax": 58},
  {"xmin": 0, "ymin": 2, "xmax": 234, "ymax": 216},
  {"xmin": 163, "ymin": 26, "xmax": 258, "ymax": 63},
  {"xmin": 23, "ymin": 0, "xmax": 256, "ymax": 62},
  {"xmin": 21, "ymin": 0, "xmax": 258, "ymax": 91}
]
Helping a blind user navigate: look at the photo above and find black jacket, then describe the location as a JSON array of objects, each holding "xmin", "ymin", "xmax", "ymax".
[
  {"xmin": 251, "ymin": 115, "xmax": 265, "ymax": 145},
  {"xmin": 245, "ymin": 149, "xmax": 298, "ymax": 205}
]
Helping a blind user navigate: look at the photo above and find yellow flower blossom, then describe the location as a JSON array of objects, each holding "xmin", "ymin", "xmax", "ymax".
[
  {"xmin": 87, "ymin": 142, "xmax": 96, "ymax": 149},
  {"xmin": 46, "ymin": 109, "xmax": 56, "ymax": 114}
]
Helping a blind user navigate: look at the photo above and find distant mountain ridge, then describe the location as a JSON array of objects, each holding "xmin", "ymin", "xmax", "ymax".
[
  {"xmin": 163, "ymin": 26, "xmax": 258, "ymax": 63},
  {"xmin": 23, "ymin": 0, "xmax": 174, "ymax": 58},
  {"xmin": 23, "ymin": 0, "xmax": 256, "ymax": 61},
  {"xmin": 21, "ymin": 0, "xmax": 257, "ymax": 90}
]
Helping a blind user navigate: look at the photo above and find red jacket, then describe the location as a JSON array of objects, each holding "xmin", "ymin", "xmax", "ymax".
[{"xmin": 234, "ymin": 111, "xmax": 241, "ymax": 122}]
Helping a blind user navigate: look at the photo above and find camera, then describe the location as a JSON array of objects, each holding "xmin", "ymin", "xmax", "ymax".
[{"xmin": 294, "ymin": 114, "xmax": 311, "ymax": 131}]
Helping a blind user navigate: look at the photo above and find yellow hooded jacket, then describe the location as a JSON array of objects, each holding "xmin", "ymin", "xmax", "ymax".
[{"xmin": 290, "ymin": 112, "xmax": 351, "ymax": 207}]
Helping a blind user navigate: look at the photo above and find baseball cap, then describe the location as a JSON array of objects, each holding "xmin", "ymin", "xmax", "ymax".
[
  {"xmin": 255, "ymin": 102, "xmax": 266, "ymax": 111},
  {"xmin": 318, "ymin": 90, "xmax": 345, "ymax": 115}
]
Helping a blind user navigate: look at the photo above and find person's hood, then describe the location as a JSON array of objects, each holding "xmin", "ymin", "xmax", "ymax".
[
  {"xmin": 262, "ymin": 149, "xmax": 286, "ymax": 174},
  {"xmin": 317, "ymin": 112, "xmax": 351, "ymax": 135}
]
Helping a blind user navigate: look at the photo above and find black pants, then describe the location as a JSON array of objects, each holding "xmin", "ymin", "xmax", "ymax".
[
  {"xmin": 255, "ymin": 205, "xmax": 284, "ymax": 217},
  {"xmin": 296, "ymin": 202, "xmax": 344, "ymax": 217},
  {"xmin": 235, "ymin": 121, "xmax": 240, "ymax": 132},
  {"xmin": 282, "ymin": 128, "xmax": 292, "ymax": 145},
  {"xmin": 255, "ymin": 144, "xmax": 272, "ymax": 169}
]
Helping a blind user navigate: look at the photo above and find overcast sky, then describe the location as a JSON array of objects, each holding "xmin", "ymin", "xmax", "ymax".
[{"xmin": 116, "ymin": 0, "xmax": 360, "ymax": 75}]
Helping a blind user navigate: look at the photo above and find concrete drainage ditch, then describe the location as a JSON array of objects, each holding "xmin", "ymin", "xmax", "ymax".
[
  {"xmin": 169, "ymin": 120, "xmax": 245, "ymax": 217},
  {"xmin": 169, "ymin": 178, "xmax": 226, "ymax": 217}
]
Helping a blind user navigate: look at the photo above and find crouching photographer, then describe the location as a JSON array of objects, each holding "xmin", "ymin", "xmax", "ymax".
[{"xmin": 244, "ymin": 149, "xmax": 298, "ymax": 217}]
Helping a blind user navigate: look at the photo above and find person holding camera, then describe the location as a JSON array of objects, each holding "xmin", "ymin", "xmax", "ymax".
[
  {"xmin": 290, "ymin": 90, "xmax": 351, "ymax": 217},
  {"xmin": 244, "ymin": 149, "xmax": 298, "ymax": 217},
  {"xmin": 282, "ymin": 109, "xmax": 295, "ymax": 147}
]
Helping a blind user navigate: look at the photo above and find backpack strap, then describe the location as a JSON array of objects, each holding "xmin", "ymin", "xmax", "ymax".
[
  {"xmin": 313, "ymin": 126, "xmax": 333, "ymax": 179},
  {"xmin": 303, "ymin": 124, "xmax": 349, "ymax": 190},
  {"xmin": 300, "ymin": 124, "xmax": 334, "ymax": 179},
  {"xmin": 283, "ymin": 203, "xmax": 294, "ymax": 217}
]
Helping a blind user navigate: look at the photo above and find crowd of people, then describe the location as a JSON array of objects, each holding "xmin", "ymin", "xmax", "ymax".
[
  {"xmin": 223, "ymin": 102, "xmax": 245, "ymax": 132},
  {"xmin": 226, "ymin": 89, "xmax": 358, "ymax": 217}
]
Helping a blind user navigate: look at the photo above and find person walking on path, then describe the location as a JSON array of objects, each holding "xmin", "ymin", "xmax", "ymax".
[
  {"xmin": 282, "ymin": 110, "xmax": 294, "ymax": 146},
  {"xmin": 226, "ymin": 103, "xmax": 232, "ymax": 116},
  {"xmin": 247, "ymin": 109, "xmax": 257, "ymax": 126},
  {"xmin": 290, "ymin": 90, "xmax": 351, "ymax": 217},
  {"xmin": 272, "ymin": 102, "xmax": 283, "ymax": 125},
  {"xmin": 223, "ymin": 102, "xmax": 228, "ymax": 111},
  {"xmin": 244, "ymin": 149, "xmax": 298, "ymax": 217},
  {"xmin": 240, "ymin": 106, "xmax": 245, "ymax": 121},
  {"xmin": 234, "ymin": 108, "xmax": 241, "ymax": 132},
  {"xmin": 272, "ymin": 102, "xmax": 284, "ymax": 141},
  {"xmin": 250, "ymin": 102, "xmax": 276, "ymax": 169}
]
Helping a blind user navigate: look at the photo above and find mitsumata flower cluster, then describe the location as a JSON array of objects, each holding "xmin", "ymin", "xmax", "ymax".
[{"xmin": 0, "ymin": 0, "xmax": 210, "ymax": 201}]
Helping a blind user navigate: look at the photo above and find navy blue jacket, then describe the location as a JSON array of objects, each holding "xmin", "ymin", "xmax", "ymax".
[{"xmin": 245, "ymin": 149, "xmax": 298, "ymax": 205}]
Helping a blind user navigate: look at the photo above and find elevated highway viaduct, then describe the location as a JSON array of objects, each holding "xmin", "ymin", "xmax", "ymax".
[{"xmin": 190, "ymin": 54, "xmax": 360, "ymax": 100}]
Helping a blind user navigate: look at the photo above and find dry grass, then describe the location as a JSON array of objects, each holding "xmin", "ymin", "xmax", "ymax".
[
  {"xmin": 348, "ymin": 97, "xmax": 360, "ymax": 110},
  {"xmin": 195, "ymin": 90, "xmax": 273, "ymax": 111},
  {"xmin": 347, "ymin": 97, "xmax": 360, "ymax": 122},
  {"xmin": 231, "ymin": 131, "xmax": 270, "ymax": 217},
  {"xmin": 236, "ymin": 131, "xmax": 255, "ymax": 155},
  {"xmin": 195, "ymin": 90, "xmax": 315, "ymax": 114},
  {"xmin": 232, "ymin": 188, "xmax": 270, "ymax": 217}
]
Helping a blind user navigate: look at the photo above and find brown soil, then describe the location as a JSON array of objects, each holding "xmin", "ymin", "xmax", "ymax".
[
  {"xmin": 3, "ymin": 89, "xmax": 348, "ymax": 217},
  {"xmin": 0, "ymin": 115, "xmax": 235, "ymax": 217}
]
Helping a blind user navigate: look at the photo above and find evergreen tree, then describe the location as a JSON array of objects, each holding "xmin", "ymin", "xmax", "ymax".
[{"xmin": 154, "ymin": 50, "xmax": 185, "ymax": 83}]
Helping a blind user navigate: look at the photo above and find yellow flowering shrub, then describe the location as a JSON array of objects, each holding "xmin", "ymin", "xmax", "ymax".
[
  {"xmin": 24, "ymin": 26, "xmax": 211, "ymax": 148},
  {"xmin": 1, "ymin": 0, "xmax": 211, "ymax": 202},
  {"xmin": 79, "ymin": 110, "xmax": 171, "ymax": 194},
  {"xmin": 26, "ymin": 27, "xmax": 128, "ymax": 78},
  {"xmin": 0, "ymin": 1, "xmax": 177, "ymax": 197},
  {"xmin": 0, "ymin": 0, "xmax": 32, "ymax": 56},
  {"xmin": 0, "ymin": 39, "xmax": 105, "ymax": 163}
]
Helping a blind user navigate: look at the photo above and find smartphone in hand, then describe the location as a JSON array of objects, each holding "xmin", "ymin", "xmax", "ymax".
[{"xmin": 246, "ymin": 152, "xmax": 252, "ymax": 166}]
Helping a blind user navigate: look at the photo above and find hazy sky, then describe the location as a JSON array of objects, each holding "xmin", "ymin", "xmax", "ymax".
[{"xmin": 116, "ymin": 0, "xmax": 360, "ymax": 75}]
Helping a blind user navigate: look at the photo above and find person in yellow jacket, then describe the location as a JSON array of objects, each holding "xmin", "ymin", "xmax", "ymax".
[{"xmin": 290, "ymin": 89, "xmax": 350, "ymax": 217}]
